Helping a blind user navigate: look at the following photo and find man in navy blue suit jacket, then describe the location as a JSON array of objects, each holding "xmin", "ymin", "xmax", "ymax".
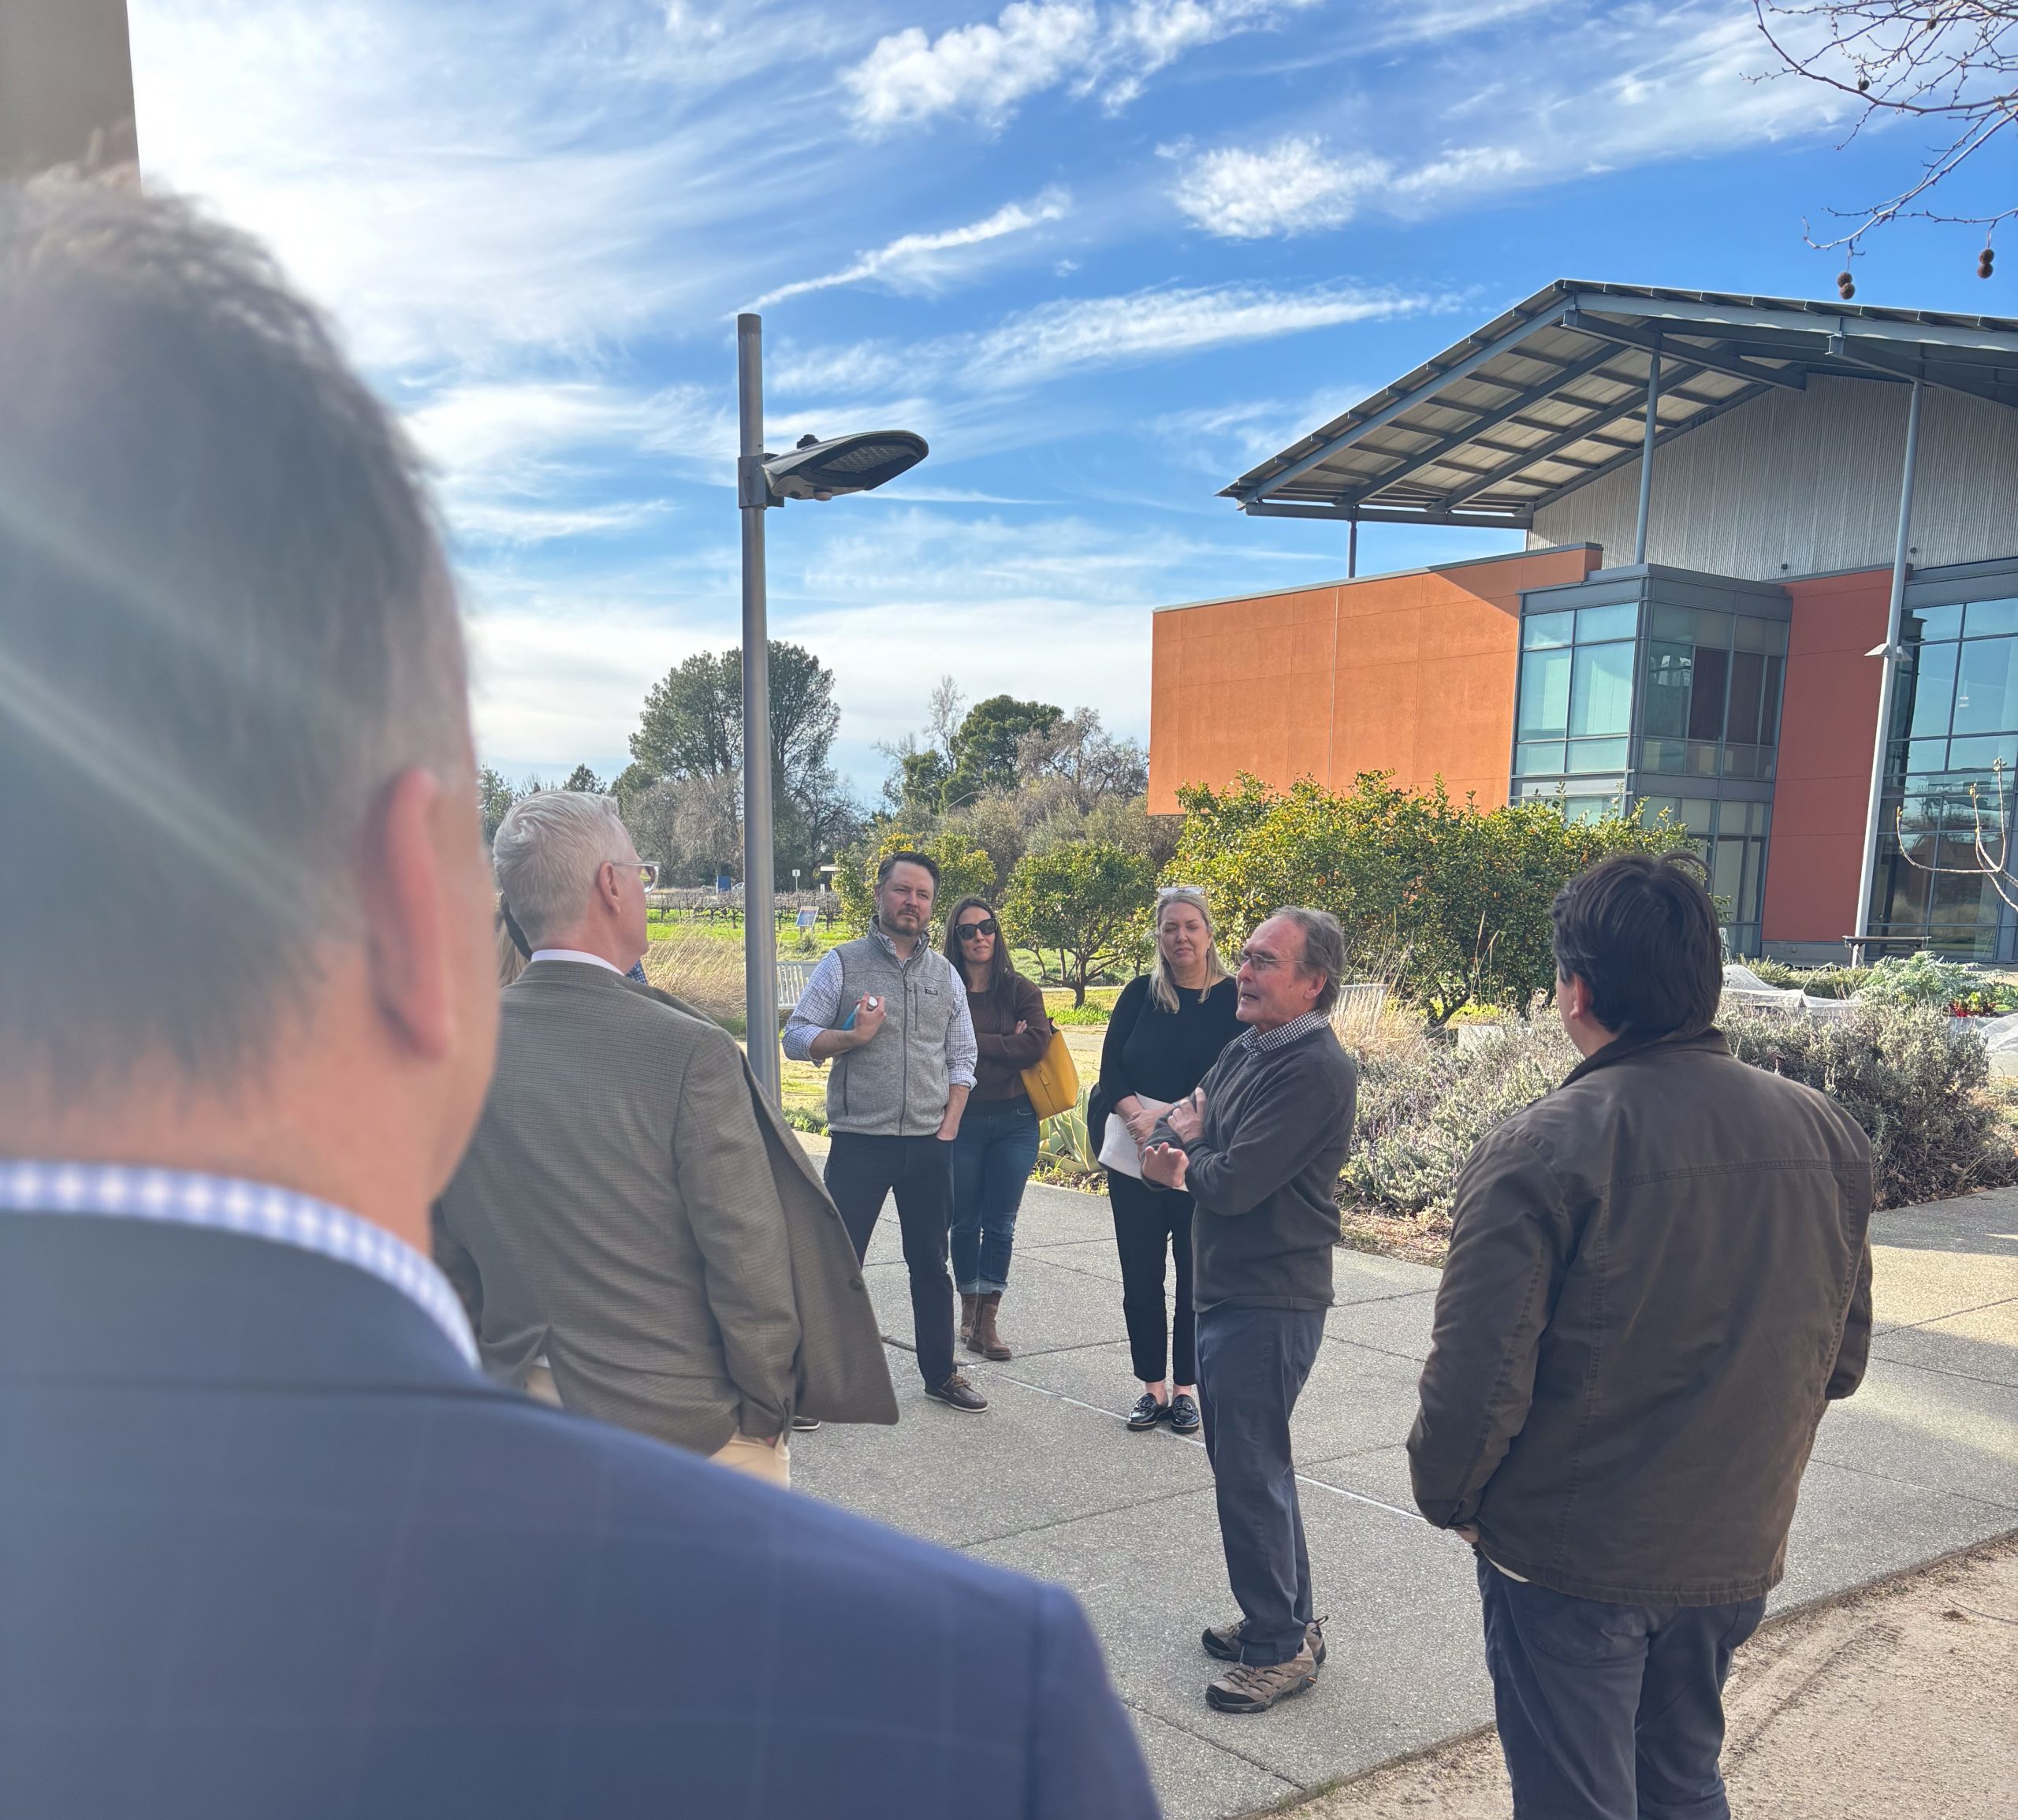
[{"xmin": 0, "ymin": 177, "xmax": 1158, "ymax": 1820}]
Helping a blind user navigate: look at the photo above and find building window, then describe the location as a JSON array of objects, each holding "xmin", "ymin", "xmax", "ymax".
[
  {"xmin": 1637, "ymin": 607, "xmax": 1785, "ymax": 781},
  {"xmin": 1635, "ymin": 795, "xmax": 1772, "ymax": 954},
  {"xmin": 1869, "ymin": 595, "xmax": 2018, "ymax": 958},
  {"xmin": 1516, "ymin": 601, "xmax": 1636, "ymax": 778}
]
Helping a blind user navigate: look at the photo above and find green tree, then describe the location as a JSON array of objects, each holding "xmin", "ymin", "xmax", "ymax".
[
  {"xmin": 564, "ymin": 764, "xmax": 605, "ymax": 795},
  {"xmin": 836, "ymin": 826, "xmax": 996, "ymax": 936},
  {"xmin": 1001, "ymin": 840, "xmax": 1156, "ymax": 1007},
  {"xmin": 478, "ymin": 765, "xmax": 516, "ymax": 850},
  {"xmin": 1175, "ymin": 773, "xmax": 1689, "ymax": 1027},
  {"xmin": 943, "ymin": 695, "xmax": 1061, "ymax": 808},
  {"xmin": 627, "ymin": 640, "xmax": 855, "ymax": 880}
]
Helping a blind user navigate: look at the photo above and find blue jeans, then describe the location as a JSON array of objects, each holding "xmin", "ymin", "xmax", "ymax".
[
  {"xmin": 1476, "ymin": 1554, "xmax": 1765, "ymax": 1820},
  {"xmin": 949, "ymin": 1100, "xmax": 1040, "ymax": 1293}
]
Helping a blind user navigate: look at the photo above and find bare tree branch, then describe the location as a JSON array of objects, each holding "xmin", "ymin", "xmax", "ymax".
[{"xmin": 1754, "ymin": 1, "xmax": 2017, "ymax": 258}]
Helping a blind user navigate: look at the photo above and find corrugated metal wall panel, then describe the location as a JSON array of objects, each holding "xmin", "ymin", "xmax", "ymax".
[{"xmin": 1531, "ymin": 378, "xmax": 2017, "ymax": 577}]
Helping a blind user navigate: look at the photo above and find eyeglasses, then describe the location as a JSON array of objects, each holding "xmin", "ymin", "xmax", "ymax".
[
  {"xmin": 615, "ymin": 862, "xmax": 658, "ymax": 888},
  {"xmin": 955, "ymin": 918, "xmax": 999, "ymax": 940},
  {"xmin": 1235, "ymin": 945, "xmax": 1288, "ymax": 973}
]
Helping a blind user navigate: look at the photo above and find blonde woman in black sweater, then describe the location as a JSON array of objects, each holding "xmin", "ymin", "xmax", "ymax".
[{"xmin": 1092, "ymin": 887, "xmax": 1241, "ymax": 1433}]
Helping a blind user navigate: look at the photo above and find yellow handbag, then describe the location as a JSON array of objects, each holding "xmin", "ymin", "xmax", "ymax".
[{"xmin": 1020, "ymin": 1026, "xmax": 1081, "ymax": 1120}]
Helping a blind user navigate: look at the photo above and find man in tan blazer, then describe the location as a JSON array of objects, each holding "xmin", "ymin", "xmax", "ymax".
[{"xmin": 436, "ymin": 791, "xmax": 895, "ymax": 1485}]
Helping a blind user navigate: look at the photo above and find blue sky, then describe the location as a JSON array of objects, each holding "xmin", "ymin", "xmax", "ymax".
[{"xmin": 128, "ymin": 1, "xmax": 2009, "ymax": 797}]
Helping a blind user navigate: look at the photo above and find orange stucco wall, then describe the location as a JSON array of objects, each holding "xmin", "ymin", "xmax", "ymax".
[
  {"xmin": 1148, "ymin": 545, "xmax": 1602, "ymax": 813},
  {"xmin": 1759, "ymin": 568, "xmax": 1892, "ymax": 945}
]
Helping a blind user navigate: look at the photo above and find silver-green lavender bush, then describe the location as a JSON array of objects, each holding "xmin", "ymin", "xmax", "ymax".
[{"xmin": 1340, "ymin": 1004, "xmax": 2016, "ymax": 1219}]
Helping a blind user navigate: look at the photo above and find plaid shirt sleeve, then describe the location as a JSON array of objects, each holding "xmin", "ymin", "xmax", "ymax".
[{"xmin": 781, "ymin": 950, "xmax": 846, "ymax": 1063}]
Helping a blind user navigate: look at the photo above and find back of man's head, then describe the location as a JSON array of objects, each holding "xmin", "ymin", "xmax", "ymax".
[
  {"xmin": 0, "ymin": 177, "xmax": 469, "ymax": 1093},
  {"xmin": 1551, "ymin": 852, "xmax": 1722, "ymax": 1037},
  {"xmin": 493, "ymin": 792, "xmax": 628, "ymax": 948}
]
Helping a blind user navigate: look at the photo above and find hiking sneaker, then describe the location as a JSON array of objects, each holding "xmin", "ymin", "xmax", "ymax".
[
  {"xmin": 926, "ymin": 1372, "xmax": 989, "ymax": 1413},
  {"xmin": 1167, "ymin": 1392, "xmax": 1201, "ymax": 1435},
  {"xmin": 1202, "ymin": 1616, "xmax": 1327, "ymax": 1668},
  {"xmin": 1205, "ymin": 1641, "xmax": 1320, "ymax": 1714},
  {"xmin": 1126, "ymin": 1391, "xmax": 1169, "ymax": 1431}
]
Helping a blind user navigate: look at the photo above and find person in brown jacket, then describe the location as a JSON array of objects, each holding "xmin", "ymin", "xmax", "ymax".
[
  {"xmin": 943, "ymin": 895, "xmax": 1053, "ymax": 1360},
  {"xmin": 1409, "ymin": 852, "xmax": 1873, "ymax": 1820}
]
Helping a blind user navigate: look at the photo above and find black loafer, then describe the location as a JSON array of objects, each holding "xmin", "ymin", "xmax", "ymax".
[
  {"xmin": 1126, "ymin": 1391, "xmax": 1169, "ymax": 1431},
  {"xmin": 1167, "ymin": 1392, "xmax": 1201, "ymax": 1435}
]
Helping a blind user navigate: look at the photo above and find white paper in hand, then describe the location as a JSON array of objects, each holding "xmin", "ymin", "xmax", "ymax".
[{"xmin": 1096, "ymin": 1098, "xmax": 1171, "ymax": 1181}]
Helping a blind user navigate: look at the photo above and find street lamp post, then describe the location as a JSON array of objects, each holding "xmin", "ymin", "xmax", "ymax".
[{"xmin": 734, "ymin": 311, "xmax": 927, "ymax": 1103}]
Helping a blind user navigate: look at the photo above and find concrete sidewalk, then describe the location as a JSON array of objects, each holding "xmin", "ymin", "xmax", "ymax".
[{"xmin": 790, "ymin": 1178, "xmax": 2018, "ymax": 1820}]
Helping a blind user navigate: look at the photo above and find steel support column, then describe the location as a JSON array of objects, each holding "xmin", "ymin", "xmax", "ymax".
[
  {"xmin": 736, "ymin": 312, "xmax": 780, "ymax": 1103},
  {"xmin": 1347, "ymin": 514, "xmax": 1357, "ymax": 579},
  {"xmin": 1851, "ymin": 373, "xmax": 1925, "ymax": 966},
  {"xmin": 1633, "ymin": 345, "xmax": 1662, "ymax": 565}
]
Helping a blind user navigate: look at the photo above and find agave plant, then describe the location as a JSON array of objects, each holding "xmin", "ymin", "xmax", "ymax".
[{"xmin": 1037, "ymin": 1089, "xmax": 1102, "ymax": 1184}]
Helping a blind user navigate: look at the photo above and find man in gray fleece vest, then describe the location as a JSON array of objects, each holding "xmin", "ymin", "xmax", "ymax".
[
  {"xmin": 784, "ymin": 852, "xmax": 988, "ymax": 1413},
  {"xmin": 1145, "ymin": 906, "xmax": 1358, "ymax": 1715}
]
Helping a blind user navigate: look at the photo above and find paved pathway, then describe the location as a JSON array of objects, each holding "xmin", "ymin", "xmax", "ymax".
[{"xmin": 790, "ymin": 1174, "xmax": 2018, "ymax": 1820}]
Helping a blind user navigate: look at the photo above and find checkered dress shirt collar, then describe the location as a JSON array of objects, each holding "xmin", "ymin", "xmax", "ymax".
[
  {"xmin": 0, "ymin": 1159, "xmax": 477, "ymax": 1367},
  {"xmin": 1236, "ymin": 1007, "xmax": 1331, "ymax": 1055}
]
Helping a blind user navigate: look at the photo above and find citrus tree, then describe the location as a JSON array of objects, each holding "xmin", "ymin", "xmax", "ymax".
[
  {"xmin": 1173, "ymin": 773, "xmax": 1691, "ymax": 1026},
  {"xmin": 1000, "ymin": 840, "xmax": 1156, "ymax": 1005}
]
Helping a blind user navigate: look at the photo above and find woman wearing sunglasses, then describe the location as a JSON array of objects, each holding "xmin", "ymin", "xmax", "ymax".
[
  {"xmin": 1092, "ymin": 886, "xmax": 1241, "ymax": 1435},
  {"xmin": 942, "ymin": 895, "xmax": 1053, "ymax": 1362}
]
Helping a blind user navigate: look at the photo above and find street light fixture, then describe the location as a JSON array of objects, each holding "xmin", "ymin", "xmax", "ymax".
[{"xmin": 737, "ymin": 311, "xmax": 928, "ymax": 1103}]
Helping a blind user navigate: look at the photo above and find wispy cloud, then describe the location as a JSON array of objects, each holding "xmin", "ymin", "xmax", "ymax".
[
  {"xmin": 1171, "ymin": 136, "xmax": 1388, "ymax": 238},
  {"xmin": 749, "ymin": 188, "xmax": 1072, "ymax": 308},
  {"xmin": 1168, "ymin": 4, "xmax": 1851, "ymax": 240},
  {"xmin": 961, "ymin": 280, "xmax": 1435, "ymax": 386},
  {"xmin": 843, "ymin": 0, "xmax": 1322, "ymax": 133}
]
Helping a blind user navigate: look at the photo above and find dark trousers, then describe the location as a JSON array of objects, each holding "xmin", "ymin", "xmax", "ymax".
[
  {"xmin": 949, "ymin": 1100, "xmax": 1041, "ymax": 1294},
  {"xmin": 1476, "ymin": 1554, "xmax": 1766, "ymax": 1820},
  {"xmin": 1108, "ymin": 1172, "xmax": 1196, "ymax": 1385},
  {"xmin": 1196, "ymin": 1303, "xmax": 1326, "ymax": 1666},
  {"xmin": 825, "ymin": 1131, "xmax": 956, "ymax": 1390}
]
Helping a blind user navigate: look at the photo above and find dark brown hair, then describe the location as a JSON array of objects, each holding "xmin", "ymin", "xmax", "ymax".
[
  {"xmin": 1551, "ymin": 852, "xmax": 1722, "ymax": 1037},
  {"xmin": 943, "ymin": 895, "xmax": 1018, "ymax": 1009}
]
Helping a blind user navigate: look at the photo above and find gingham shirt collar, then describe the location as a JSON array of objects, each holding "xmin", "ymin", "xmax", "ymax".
[
  {"xmin": 1237, "ymin": 1007, "xmax": 1331, "ymax": 1055},
  {"xmin": 0, "ymin": 1159, "xmax": 477, "ymax": 1367}
]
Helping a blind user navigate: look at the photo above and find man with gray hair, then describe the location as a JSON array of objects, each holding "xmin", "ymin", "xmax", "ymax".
[
  {"xmin": 0, "ymin": 177, "xmax": 1156, "ymax": 1817},
  {"xmin": 1144, "ymin": 906, "xmax": 1359, "ymax": 1714},
  {"xmin": 436, "ymin": 789, "xmax": 895, "ymax": 1485}
]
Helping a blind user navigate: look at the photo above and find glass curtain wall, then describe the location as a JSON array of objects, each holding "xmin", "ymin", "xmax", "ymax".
[
  {"xmin": 1513, "ymin": 574, "xmax": 1788, "ymax": 954},
  {"xmin": 1868, "ymin": 594, "xmax": 2018, "ymax": 958}
]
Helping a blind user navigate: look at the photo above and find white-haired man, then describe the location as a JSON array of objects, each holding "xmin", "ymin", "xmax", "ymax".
[{"xmin": 436, "ymin": 790, "xmax": 895, "ymax": 1484}]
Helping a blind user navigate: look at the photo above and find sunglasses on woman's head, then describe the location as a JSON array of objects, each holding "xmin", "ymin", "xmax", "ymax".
[{"xmin": 955, "ymin": 918, "xmax": 999, "ymax": 940}]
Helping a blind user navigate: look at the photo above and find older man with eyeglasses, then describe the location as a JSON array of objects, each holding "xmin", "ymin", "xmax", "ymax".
[
  {"xmin": 437, "ymin": 791, "xmax": 895, "ymax": 1483},
  {"xmin": 1144, "ymin": 906, "xmax": 1359, "ymax": 1715}
]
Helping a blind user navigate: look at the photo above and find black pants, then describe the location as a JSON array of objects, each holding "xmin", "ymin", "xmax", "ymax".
[
  {"xmin": 825, "ymin": 1131, "xmax": 955, "ymax": 1390},
  {"xmin": 1476, "ymin": 1554, "xmax": 1766, "ymax": 1820},
  {"xmin": 1108, "ymin": 1172, "xmax": 1195, "ymax": 1385},
  {"xmin": 1196, "ymin": 1303, "xmax": 1326, "ymax": 1666}
]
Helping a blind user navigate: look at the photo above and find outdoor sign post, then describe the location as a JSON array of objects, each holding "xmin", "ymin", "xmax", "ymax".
[{"xmin": 734, "ymin": 311, "xmax": 928, "ymax": 1101}]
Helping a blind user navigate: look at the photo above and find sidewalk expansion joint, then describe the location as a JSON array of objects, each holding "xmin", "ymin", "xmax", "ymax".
[
  {"xmin": 1121, "ymin": 1697, "xmax": 1305, "ymax": 1793},
  {"xmin": 974, "ymin": 1364, "xmax": 1432, "ymax": 1524}
]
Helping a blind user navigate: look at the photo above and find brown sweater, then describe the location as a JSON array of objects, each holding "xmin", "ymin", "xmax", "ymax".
[{"xmin": 965, "ymin": 973, "xmax": 1052, "ymax": 1101}]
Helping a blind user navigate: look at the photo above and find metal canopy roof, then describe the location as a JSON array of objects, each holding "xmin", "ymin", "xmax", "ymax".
[{"xmin": 1223, "ymin": 281, "xmax": 2018, "ymax": 531}]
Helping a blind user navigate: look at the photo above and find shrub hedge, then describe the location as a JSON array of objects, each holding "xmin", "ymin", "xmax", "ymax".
[{"xmin": 1341, "ymin": 1003, "xmax": 2018, "ymax": 1221}]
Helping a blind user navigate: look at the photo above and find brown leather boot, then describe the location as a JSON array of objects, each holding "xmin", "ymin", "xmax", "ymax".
[
  {"xmin": 971, "ymin": 1292, "xmax": 1011, "ymax": 1360},
  {"xmin": 959, "ymin": 1293, "xmax": 978, "ymax": 1349}
]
